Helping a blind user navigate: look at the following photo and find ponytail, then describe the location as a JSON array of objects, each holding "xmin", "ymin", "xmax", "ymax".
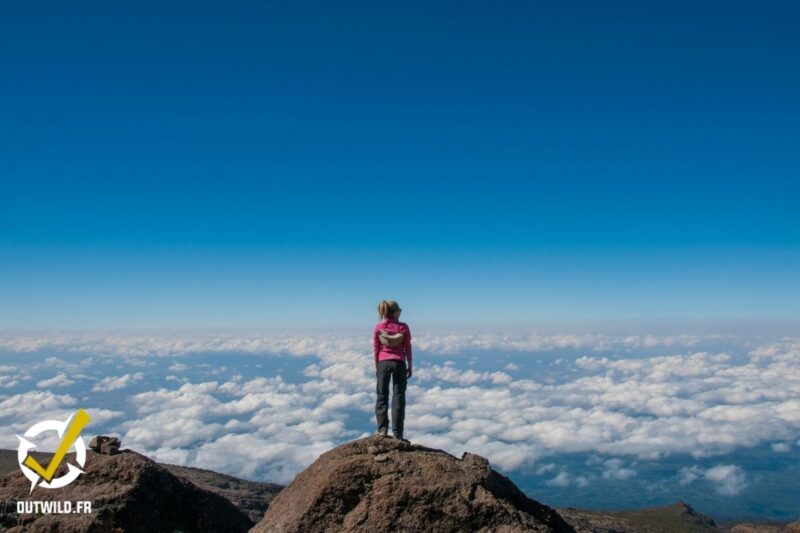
[{"xmin": 378, "ymin": 300, "xmax": 401, "ymax": 320}]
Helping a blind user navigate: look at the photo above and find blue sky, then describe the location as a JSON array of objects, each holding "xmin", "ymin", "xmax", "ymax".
[
  {"xmin": 2, "ymin": 1, "xmax": 799, "ymax": 327},
  {"xmin": 2, "ymin": 5, "xmax": 799, "ymax": 518}
]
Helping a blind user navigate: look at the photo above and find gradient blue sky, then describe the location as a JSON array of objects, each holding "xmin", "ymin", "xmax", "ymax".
[{"xmin": 1, "ymin": 1, "xmax": 799, "ymax": 328}]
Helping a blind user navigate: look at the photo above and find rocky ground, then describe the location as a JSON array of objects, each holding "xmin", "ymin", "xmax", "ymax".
[
  {"xmin": 723, "ymin": 523, "xmax": 800, "ymax": 533},
  {"xmin": 1, "ymin": 440, "xmax": 797, "ymax": 533},
  {"xmin": 252, "ymin": 434, "xmax": 575, "ymax": 533},
  {"xmin": 0, "ymin": 448, "xmax": 283, "ymax": 527},
  {"xmin": 161, "ymin": 463, "xmax": 282, "ymax": 524},
  {"xmin": 0, "ymin": 448, "xmax": 254, "ymax": 532},
  {"xmin": 559, "ymin": 501, "xmax": 720, "ymax": 533}
]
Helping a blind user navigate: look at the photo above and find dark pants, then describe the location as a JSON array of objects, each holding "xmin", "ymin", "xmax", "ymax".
[{"xmin": 375, "ymin": 359, "xmax": 407, "ymax": 436}]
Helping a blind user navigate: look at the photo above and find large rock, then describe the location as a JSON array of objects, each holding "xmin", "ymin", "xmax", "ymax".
[
  {"xmin": 251, "ymin": 434, "xmax": 574, "ymax": 533},
  {"xmin": 0, "ymin": 448, "xmax": 283, "ymax": 526},
  {"xmin": 0, "ymin": 449, "xmax": 254, "ymax": 533},
  {"xmin": 88, "ymin": 435, "xmax": 121, "ymax": 455}
]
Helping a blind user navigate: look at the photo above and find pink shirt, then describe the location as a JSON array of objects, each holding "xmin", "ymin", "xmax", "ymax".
[{"xmin": 373, "ymin": 317, "xmax": 413, "ymax": 365}]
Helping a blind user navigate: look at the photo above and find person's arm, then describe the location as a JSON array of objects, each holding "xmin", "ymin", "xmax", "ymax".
[
  {"xmin": 404, "ymin": 326, "xmax": 413, "ymax": 377},
  {"xmin": 373, "ymin": 326, "xmax": 381, "ymax": 367}
]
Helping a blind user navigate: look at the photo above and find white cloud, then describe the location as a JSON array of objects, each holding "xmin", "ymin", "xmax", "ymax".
[
  {"xmin": 37, "ymin": 372, "xmax": 75, "ymax": 389},
  {"xmin": 416, "ymin": 332, "xmax": 707, "ymax": 355},
  {"xmin": 678, "ymin": 465, "xmax": 703, "ymax": 486},
  {"xmin": 0, "ymin": 390, "xmax": 124, "ymax": 449},
  {"xmin": 771, "ymin": 442, "xmax": 791, "ymax": 453},
  {"xmin": 678, "ymin": 464, "xmax": 748, "ymax": 496},
  {"xmin": 0, "ymin": 329, "xmax": 797, "ymax": 491},
  {"xmin": 704, "ymin": 465, "xmax": 748, "ymax": 496},
  {"xmin": 545, "ymin": 471, "xmax": 589, "ymax": 488},
  {"xmin": 92, "ymin": 372, "xmax": 144, "ymax": 392},
  {"xmin": 415, "ymin": 365, "xmax": 512, "ymax": 385},
  {"xmin": 546, "ymin": 471, "xmax": 572, "ymax": 487},
  {"xmin": 535, "ymin": 463, "xmax": 556, "ymax": 475},
  {"xmin": 601, "ymin": 458, "xmax": 637, "ymax": 480},
  {"xmin": 0, "ymin": 331, "xmax": 713, "ymax": 359},
  {"xmin": 0, "ymin": 390, "xmax": 78, "ymax": 423},
  {"xmin": 574, "ymin": 475, "xmax": 590, "ymax": 488},
  {"xmin": 118, "ymin": 378, "xmax": 360, "ymax": 483},
  {"xmin": 0, "ymin": 375, "xmax": 19, "ymax": 388}
]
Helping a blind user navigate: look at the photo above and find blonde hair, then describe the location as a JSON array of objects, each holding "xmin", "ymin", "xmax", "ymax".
[{"xmin": 378, "ymin": 300, "xmax": 401, "ymax": 320}]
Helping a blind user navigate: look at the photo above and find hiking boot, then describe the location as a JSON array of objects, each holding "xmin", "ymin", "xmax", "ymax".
[{"xmin": 375, "ymin": 428, "xmax": 388, "ymax": 437}]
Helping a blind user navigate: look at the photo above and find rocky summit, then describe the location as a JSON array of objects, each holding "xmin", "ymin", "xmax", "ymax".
[
  {"xmin": 1, "ymin": 438, "xmax": 794, "ymax": 533},
  {"xmin": 250, "ymin": 434, "xmax": 575, "ymax": 533},
  {"xmin": 0, "ymin": 448, "xmax": 253, "ymax": 533}
]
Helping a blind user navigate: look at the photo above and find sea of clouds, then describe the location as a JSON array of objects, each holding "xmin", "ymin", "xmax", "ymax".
[{"xmin": 1, "ymin": 330, "xmax": 798, "ymax": 517}]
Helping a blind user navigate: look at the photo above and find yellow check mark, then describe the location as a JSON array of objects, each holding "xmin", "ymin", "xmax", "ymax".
[{"xmin": 23, "ymin": 409, "xmax": 91, "ymax": 482}]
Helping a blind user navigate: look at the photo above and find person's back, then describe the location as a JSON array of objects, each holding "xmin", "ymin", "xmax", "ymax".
[
  {"xmin": 373, "ymin": 316, "xmax": 412, "ymax": 363},
  {"xmin": 373, "ymin": 300, "xmax": 412, "ymax": 440}
]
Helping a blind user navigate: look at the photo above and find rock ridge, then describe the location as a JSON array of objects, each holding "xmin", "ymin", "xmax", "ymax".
[
  {"xmin": 0, "ymin": 448, "xmax": 253, "ymax": 533},
  {"xmin": 251, "ymin": 434, "xmax": 574, "ymax": 533}
]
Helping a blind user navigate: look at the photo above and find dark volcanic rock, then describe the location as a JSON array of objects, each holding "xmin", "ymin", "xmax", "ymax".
[
  {"xmin": 88, "ymin": 435, "xmax": 121, "ymax": 455},
  {"xmin": 0, "ymin": 449, "xmax": 253, "ymax": 533},
  {"xmin": 558, "ymin": 501, "xmax": 719, "ymax": 533},
  {"xmin": 251, "ymin": 434, "xmax": 574, "ymax": 533},
  {"xmin": 729, "ymin": 526, "xmax": 784, "ymax": 533},
  {"xmin": 163, "ymin": 463, "xmax": 283, "ymax": 524},
  {"xmin": 0, "ymin": 448, "xmax": 283, "ymax": 525},
  {"xmin": 728, "ymin": 523, "xmax": 800, "ymax": 533}
]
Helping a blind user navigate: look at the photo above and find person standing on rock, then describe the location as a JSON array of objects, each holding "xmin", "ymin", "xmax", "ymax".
[{"xmin": 373, "ymin": 300, "xmax": 412, "ymax": 440}]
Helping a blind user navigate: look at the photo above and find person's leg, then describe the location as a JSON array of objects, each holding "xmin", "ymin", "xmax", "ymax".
[
  {"xmin": 390, "ymin": 360, "xmax": 408, "ymax": 438},
  {"xmin": 375, "ymin": 360, "xmax": 392, "ymax": 434}
]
